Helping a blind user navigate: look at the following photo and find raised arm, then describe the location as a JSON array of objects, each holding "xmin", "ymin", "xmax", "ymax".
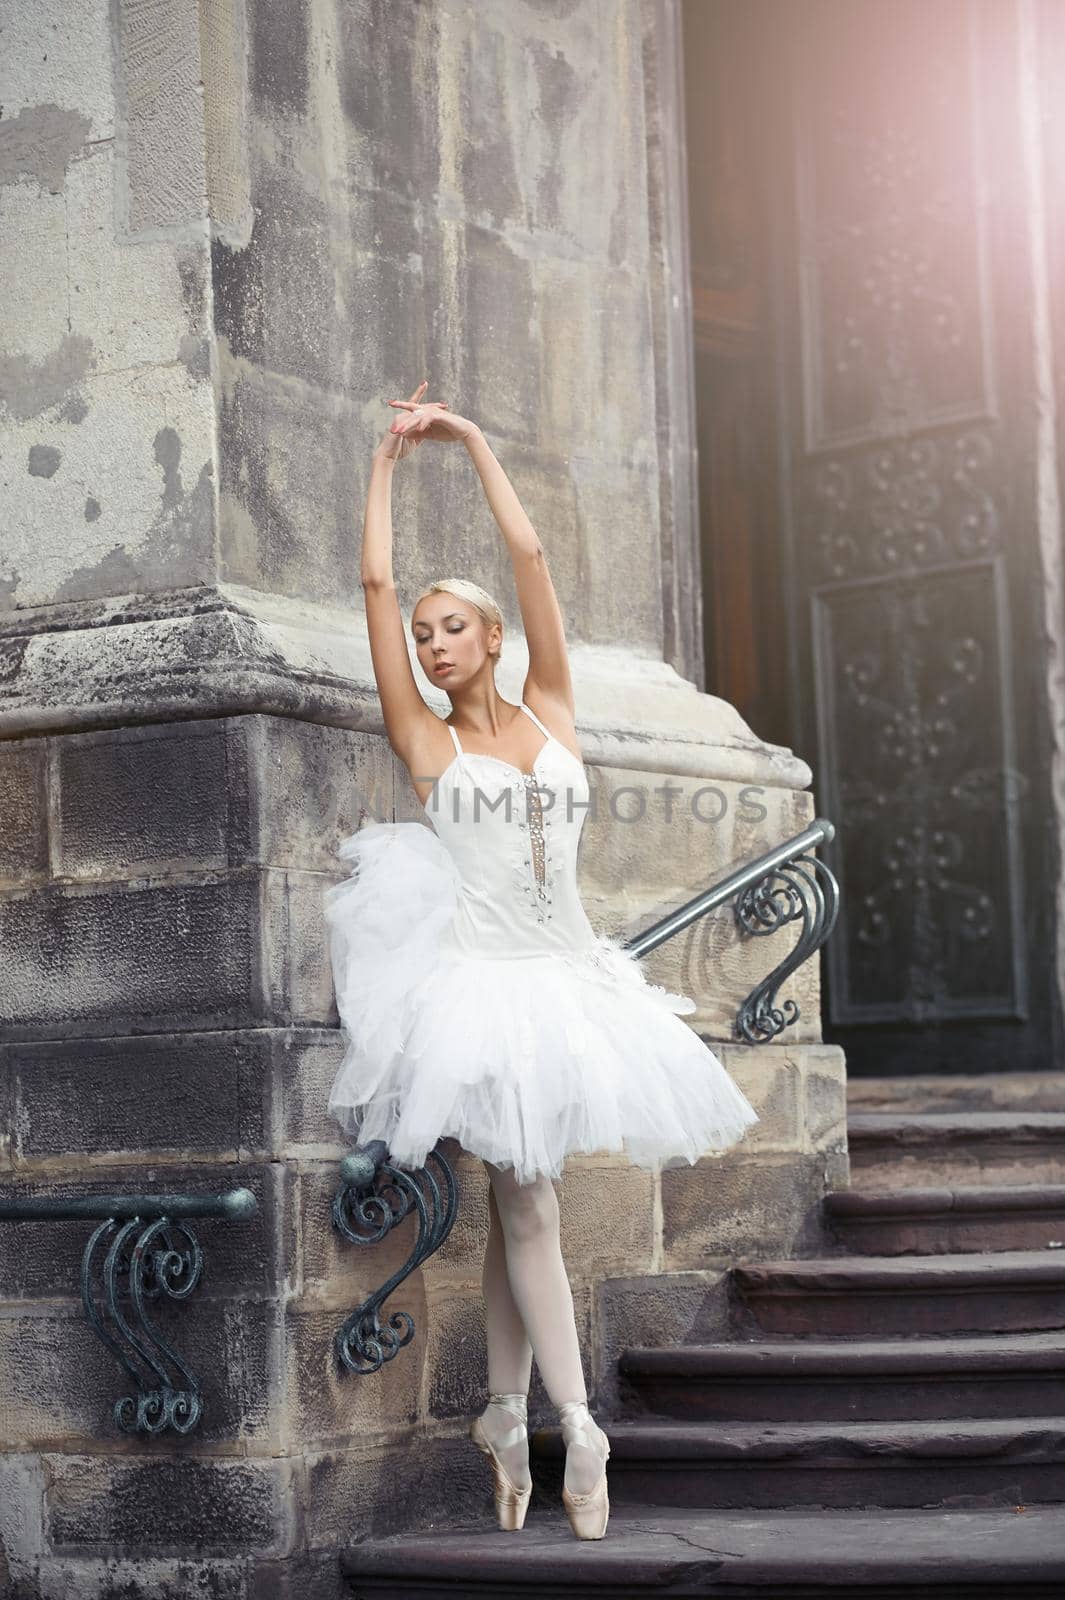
[
  {"xmin": 382, "ymin": 388, "xmax": 576, "ymax": 720},
  {"xmin": 463, "ymin": 430, "xmax": 575, "ymax": 718},
  {"xmin": 360, "ymin": 384, "xmax": 437, "ymax": 765}
]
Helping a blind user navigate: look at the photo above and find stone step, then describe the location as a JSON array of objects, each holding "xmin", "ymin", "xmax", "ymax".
[
  {"xmin": 528, "ymin": 1416, "xmax": 1065, "ymax": 1511},
  {"xmin": 847, "ymin": 1113, "xmax": 1065, "ymax": 1188},
  {"xmin": 732, "ymin": 1250, "xmax": 1065, "ymax": 1336},
  {"xmin": 340, "ymin": 1503, "xmax": 1065, "ymax": 1596},
  {"xmin": 618, "ymin": 1331, "xmax": 1065, "ymax": 1421},
  {"xmin": 846, "ymin": 1072, "xmax": 1065, "ymax": 1115},
  {"xmin": 822, "ymin": 1183, "xmax": 1065, "ymax": 1255}
]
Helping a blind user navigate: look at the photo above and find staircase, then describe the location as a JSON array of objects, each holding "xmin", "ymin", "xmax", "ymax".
[{"xmin": 340, "ymin": 1075, "xmax": 1065, "ymax": 1597}]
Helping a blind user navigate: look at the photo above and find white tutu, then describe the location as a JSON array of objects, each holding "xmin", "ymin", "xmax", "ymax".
[{"xmin": 324, "ymin": 819, "xmax": 760, "ymax": 1185}]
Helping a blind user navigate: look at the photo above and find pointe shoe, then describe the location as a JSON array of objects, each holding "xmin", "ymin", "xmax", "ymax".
[
  {"xmin": 469, "ymin": 1391, "xmax": 533, "ymax": 1531},
  {"xmin": 558, "ymin": 1399, "xmax": 610, "ymax": 1540}
]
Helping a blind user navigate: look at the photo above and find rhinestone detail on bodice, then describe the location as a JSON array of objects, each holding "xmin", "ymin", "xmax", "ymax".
[{"xmin": 426, "ymin": 702, "xmax": 586, "ymax": 944}]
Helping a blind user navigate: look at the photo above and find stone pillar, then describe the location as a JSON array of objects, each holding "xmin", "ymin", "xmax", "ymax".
[{"xmin": 0, "ymin": 2, "xmax": 845, "ymax": 1592}]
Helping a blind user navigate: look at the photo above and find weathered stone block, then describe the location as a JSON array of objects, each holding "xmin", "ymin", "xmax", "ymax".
[
  {"xmin": 463, "ymin": 226, "xmax": 538, "ymax": 444},
  {"xmin": 536, "ymin": 263, "xmax": 653, "ymax": 457},
  {"xmin": 660, "ymin": 1151, "xmax": 836, "ymax": 1269},
  {"xmin": 0, "ymin": 1049, "xmax": 11, "ymax": 1171},
  {"xmin": 213, "ymin": 161, "xmax": 335, "ymax": 392},
  {"xmin": 594, "ymin": 1270, "xmax": 731, "ymax": 1412},
  {"xmin": 248, "ymin": 716, "xmax": 399, "ymax": 872},
  {"xmin": 261, "ymin": 867, "xmax": 338, "ymax": 1026},
  {"xmin": 304, "ymin": 1435, "xmax": 488, "ymax": 1550},
  {"xmin": 557, "ymin": 1158, "xmax": 656, "ymax": 1275},
  {"xmin": 0, "ymin": 869, "xmax": 337, "ymax": 1037},
  {"xmin": 712, "ymin": 1045, "xmax": 803, "ymax": 1150},
  {"xmin": 217, "ymin": 366, "xmax": 364, "ymax": 608},
  {"xmin": 2, "ymin": 1031, "xmax": 272, "ymax": 1161},
  {"xmin": 5, "ymin": 712, "xmax": 412, "ymax": 888},
  {"xmin": 54, "ymin": 721, "xmax": 239, "ymax": 879},
  {"xmin": 566, "ymin": 458, "xmax": 665, "ymax": 650},
  {"xmin": 286, "ymin": 1303, "xmax": 425, "ymax": 1444},
  {"xmin": 0, "ymin": 1452, "xmax": 45, "ymax": 1591},
  {"xmin": 248, "ymin": 1548, "xmax": 346, "ymax": 1600},
  {"xmin": 0, "ymin": 874, "xmax": 258, "ymax": 1037},
  {"xmin": 248, "ymin": 0, "xmax": 311, "ymax": 120},
  {"xmin": 802, "ymin": 1044, "xmax": 849, "ymax": 1155},
  {"xmin": 429, "ymin": 1147, "xmax": 491, "ymax": 1275},
  {"xmin": 0, "ymin": 1297, "xmax": 276, "ymax": 1448},
  {"xmin": 425, "ymin": 1285, "xmax": 487, "ymax": 1419},
  {"xmin": 44, "ymin": 1454, "xmax": 291, "ymax": 1554},
  {"xmin": 36, "ymin": 1555, "xmax": 248, "ymax": 1599},
  {"xmin": 333, "ymin": 0, "xmax": 441, "ymax": 194},
  {"xmin": 279, "ymin": 1028, "xmax": 347, "ymax": 1151},
  {"xmin": 0, "ymin": 738, "xmax": 48, "ymax": 885}
]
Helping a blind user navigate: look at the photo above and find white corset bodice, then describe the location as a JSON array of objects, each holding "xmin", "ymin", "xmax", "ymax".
[{"xmin": 421, "ymin": 702, "xmax": 600, "ymax": 960}]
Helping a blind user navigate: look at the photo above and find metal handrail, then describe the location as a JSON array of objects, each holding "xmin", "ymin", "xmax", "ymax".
[
  {"xmin": 624, "ymin": 817, "xmax": 835, "ymax": 956},
  {"xmin": 0, "ymin": 1186, "xmax": 258, "ymax": 1434},
  {"xmin": 0, "ymin": 1190, "xmax": 258, "ymax": 1222}
]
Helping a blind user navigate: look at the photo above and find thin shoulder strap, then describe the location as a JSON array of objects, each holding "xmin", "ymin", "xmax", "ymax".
[
  {"xmin": 444, "ymin": 720, "xmax": 463, "ymax": 755},
  {"xmin": 520, "ymin": 701, "xmax": 553, "ymax": 740}
]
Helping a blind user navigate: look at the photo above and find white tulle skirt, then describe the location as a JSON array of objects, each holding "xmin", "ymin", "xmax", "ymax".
[{"xmin": 324, "ymin": 821, "xmax": 760, "ymax": 1185}]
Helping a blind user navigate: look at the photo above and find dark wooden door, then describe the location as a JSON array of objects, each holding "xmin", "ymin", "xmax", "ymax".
[{"xmin": 683, "ymin": 0, "xmax": 1063, "ymax": 1075}]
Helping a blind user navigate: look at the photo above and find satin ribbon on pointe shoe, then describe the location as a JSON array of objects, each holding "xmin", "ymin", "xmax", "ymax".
[
  {"xmin": 468, "ymin": 1391, "xmax": 533, "ymax": 1531},
  {"xmin": 558, "ymin": 1398, "xmax": 610, "ymax": 1540}
]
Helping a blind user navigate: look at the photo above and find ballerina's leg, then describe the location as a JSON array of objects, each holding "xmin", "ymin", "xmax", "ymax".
[
  {"xmin": 475, "ymin": 1179, "xmax": 535, "ymax": 1492},
  {"xmin": 483, "ymin": 1159, "xmax": 606, "ymax": 1497},
  {"xmin": 483, "ymin": 1181, "xmax": 535, "ymax": 1394}
]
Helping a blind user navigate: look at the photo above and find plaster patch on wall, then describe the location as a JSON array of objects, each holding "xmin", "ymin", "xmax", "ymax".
[
  {"xmin": 56, "ymin": 393, "xmax": 90, "ymax": 425},
  {"xmin": 0, "ymin": 102, "xmax": 92, "ymax": 195},
  {"xmin": 51, "ymin": 428, "xmax": 215, "ymax": 603},
  {"xmin": 178, "ymin": 331, "xmax": 211, "ymax": 381},
  {"xmin": 0, "ymin": 1454, "xmax": 45, "ymax": 1581},
  {"xmin": 3, "ymin": 360, "xmax": 217, "ymax": 609},
  {"xmin": 27, "ymin": 445, "xmax": 62, "ymax": 479},
  {"xmin": 85, "ymin": 496, "xmax": 102, "ymax": 521},
  {"xmin": 0, "ymin": 334, "xmax": 97, "ymax": 423},
  {"xmin": 175, "ymin": 246, "xmax": 209, "ymax": 331},
  {"xmin": 154, "ymin": 425, "xmax": 185, "ymax": 511}
]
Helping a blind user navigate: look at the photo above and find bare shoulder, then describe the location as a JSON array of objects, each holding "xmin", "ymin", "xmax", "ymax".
[{"xmin": 522, "ymin": 680, "xmax": 583, "ymax": 765}]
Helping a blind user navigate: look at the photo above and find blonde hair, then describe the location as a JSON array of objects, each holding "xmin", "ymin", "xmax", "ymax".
[{"xmin": 411, "ymin": 578, "xmax": 504, "ymax": 661}]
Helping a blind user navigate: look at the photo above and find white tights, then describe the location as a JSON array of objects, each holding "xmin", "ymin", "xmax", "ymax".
[{"xmin": 475, "ymin": 1161, "xmax": 606, "ymax": 1496}]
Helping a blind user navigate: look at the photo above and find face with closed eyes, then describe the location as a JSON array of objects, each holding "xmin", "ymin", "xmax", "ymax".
[{"xmin": 411, "ymin": 598, "xmax": 502, "ymax": 689}]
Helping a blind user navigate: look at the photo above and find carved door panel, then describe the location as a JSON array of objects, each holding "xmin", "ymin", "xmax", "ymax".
[{"xmin": 758, "ymin": 0, "xmax": 1063, "ymax": 1073}]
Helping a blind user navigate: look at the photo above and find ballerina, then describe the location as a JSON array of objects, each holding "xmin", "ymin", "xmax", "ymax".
[{"xmin": 324, "ymin": 379, "xmax": 760, "ymax": 1539}]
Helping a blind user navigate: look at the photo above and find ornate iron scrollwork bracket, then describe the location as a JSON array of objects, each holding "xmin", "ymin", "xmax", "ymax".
[
  {"xmin": 734, "ymin": 848, "xmax": 840, "ymax": 1042},
  {"xmin": 332, "ymin": 1141, "xmax": 459, "ymax": 1375},
  {"xmin": 623, "ymin": 818, "xmax": 839, "ymax": 1043},
  {"xmin": 0, "ymin": 1187, "xmax": 258, "ymax": 1435}
]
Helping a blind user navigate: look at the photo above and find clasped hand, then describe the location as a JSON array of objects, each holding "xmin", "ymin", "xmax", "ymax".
[{"xmin": 377, "ymin": 379, "xmax": 479, "ymax": 461}]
